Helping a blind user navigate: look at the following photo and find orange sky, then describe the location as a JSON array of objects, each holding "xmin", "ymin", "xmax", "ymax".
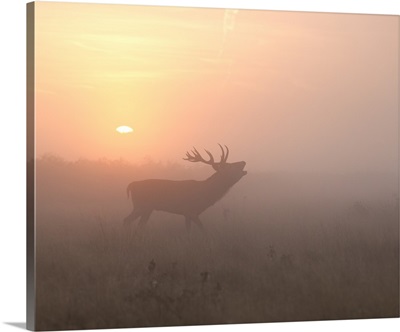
[{"xmin": 34, "ymin": 2, "xmax": 399, "ymax": 173}]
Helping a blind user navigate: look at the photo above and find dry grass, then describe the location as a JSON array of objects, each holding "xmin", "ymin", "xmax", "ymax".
[
  {"xmin": 35, "ymin": 199, "xmax": 399, "ymax": 330},
  {"xmin": 33, "ymin": 157, "xmax": 399, "ymax": 330}
]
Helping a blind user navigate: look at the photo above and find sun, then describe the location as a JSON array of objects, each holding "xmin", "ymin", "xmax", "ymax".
[{"xmin": 116, "ymin": 126, "xmax": 133, "ymax": 134}]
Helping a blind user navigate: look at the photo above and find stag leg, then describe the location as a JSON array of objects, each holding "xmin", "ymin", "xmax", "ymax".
[
  {"xmin": 192, "ymin": 216, "xmax": 207, "ymax": 234},
  {"xmin": 123, "ymin": 208, "xmax": 142, "ymax": 227},
  {"xmin": 185, "ymin": 216, "xmax": 192, "ymax": 234},
  {"xmin": 137, "ymin": 210, "xmax": 152, "ymax": 230}
]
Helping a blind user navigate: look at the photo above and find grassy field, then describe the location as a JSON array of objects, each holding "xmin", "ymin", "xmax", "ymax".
[{"xmin": 34, "ymin": 158, "xmax": 399, "ymax": 330}]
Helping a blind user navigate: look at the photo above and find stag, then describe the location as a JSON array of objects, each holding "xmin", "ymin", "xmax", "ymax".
[{"xmin": 123, "ymin": 145, "xmax": 246, "ymax": 232}]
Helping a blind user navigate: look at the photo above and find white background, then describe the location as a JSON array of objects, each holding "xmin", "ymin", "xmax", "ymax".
[{"xmin": 0, "ymin": 1, "xmax": 398, "ymax": 332}]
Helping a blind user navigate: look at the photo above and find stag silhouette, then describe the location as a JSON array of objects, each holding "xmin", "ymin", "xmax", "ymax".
[{"xmin": 123, "ymin": 144, "xmax": 247, "ymax": 232}]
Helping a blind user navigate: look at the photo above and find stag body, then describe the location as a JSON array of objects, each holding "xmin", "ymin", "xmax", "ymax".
[{"xmin": 124, "ymin": 145, "xmax": 246, "ymax": 231}]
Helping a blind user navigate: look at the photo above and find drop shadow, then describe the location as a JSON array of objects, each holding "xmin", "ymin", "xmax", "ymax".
[{"xmin": 4, "ymin": 322, "xmax": 26, "ymax": 330}]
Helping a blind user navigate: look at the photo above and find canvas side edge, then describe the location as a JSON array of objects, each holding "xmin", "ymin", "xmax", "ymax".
[
  {"xmin": 396, "ymin": 14, "xmax": 400, "ymax": 319},
  {"xmin": 27, "ymin": 2, "xmax": 36, "ymax": 331}
]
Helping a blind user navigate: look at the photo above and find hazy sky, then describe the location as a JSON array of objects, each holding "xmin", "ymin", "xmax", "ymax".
[{"xmin": 35, "ymin": 2, "xmax": 399, "ymax": 173}]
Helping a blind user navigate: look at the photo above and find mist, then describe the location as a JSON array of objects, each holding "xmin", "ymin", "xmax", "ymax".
[
  {"xmin": 32, "ymin": 3, "xmax": 399, "ymax": 330},
  {"xmin": 34, "ymin": 152, "xmax": 399, "ymax": 329}
]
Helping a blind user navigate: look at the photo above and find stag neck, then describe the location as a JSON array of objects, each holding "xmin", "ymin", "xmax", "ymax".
[
  {"xmin": 198, "ymin": 172, "xmax": 235, "ymax": 208},
  {"xmin": 205, "ymin": 170, "xmax": 233, "ymax": 189}
]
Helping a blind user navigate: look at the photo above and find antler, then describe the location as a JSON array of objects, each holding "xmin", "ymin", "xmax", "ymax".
[
  {"xmin": 218, "ymin": 144, "xmax": 229, "ymax": 163},
  {"xmin": 183, "ymin": 147, "xmax": 215, "ymax": 165},
  {"xmin": 183, "ymin": 145, "xmax": 230, "ymax": 165}
]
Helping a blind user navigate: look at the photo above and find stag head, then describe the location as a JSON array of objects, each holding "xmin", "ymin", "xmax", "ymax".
[{"xmin": 183, "ymin": 144, "xmax": 247, "ymax": 182}]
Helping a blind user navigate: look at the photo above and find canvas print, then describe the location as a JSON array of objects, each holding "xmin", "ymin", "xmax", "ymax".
[{"xmin": 27, "ymin": 2, "xmax": 400, "ymax": 330}]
